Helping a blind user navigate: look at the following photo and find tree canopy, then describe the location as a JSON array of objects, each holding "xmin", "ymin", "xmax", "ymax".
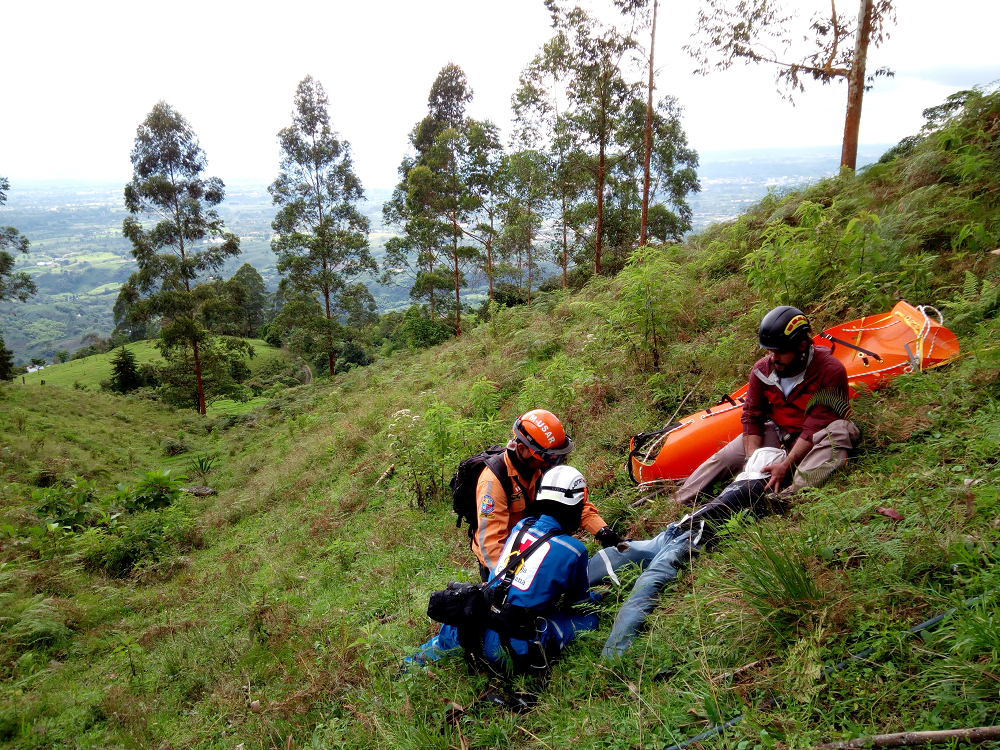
[
  {"xmin": 270, "ymin": 76, "xmax": 374, "ymax": 376},
  {"xmin": 115, "ymin": 101, "xmax": 243, "ymax": 414}
]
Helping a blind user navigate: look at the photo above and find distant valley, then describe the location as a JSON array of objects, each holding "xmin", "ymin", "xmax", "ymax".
[{"xmin": 0, "ymin": 143, "xmax": 892, "ymax": 361}]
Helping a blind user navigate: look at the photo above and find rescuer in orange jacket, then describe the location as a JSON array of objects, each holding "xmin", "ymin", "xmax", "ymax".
[{"xmin": 471, "ymin": 409, "xmax": 620, "ymax": 580}]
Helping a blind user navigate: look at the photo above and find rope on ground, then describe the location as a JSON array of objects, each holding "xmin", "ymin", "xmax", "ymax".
[{"xmin": 660, "ymin": 590, "xmax": 995, "ymax": 750}]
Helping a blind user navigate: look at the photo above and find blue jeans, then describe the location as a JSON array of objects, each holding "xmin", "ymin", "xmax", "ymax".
[
  {"xmin": 407, "ymin": 611, "xmax": 599, "ymax": 668},
  {"xmin": 588, "ymin": 522, "xmax": 703, "ymax": 658}
]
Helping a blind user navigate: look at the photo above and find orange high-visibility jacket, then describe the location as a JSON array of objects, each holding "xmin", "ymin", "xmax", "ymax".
[{"xmin": 471, "ymin": 450, "xmax": 608, "ymax": 569}]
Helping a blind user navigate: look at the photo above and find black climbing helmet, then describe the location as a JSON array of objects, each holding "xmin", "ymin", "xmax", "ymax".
[{"xmin": 758, "ymin": 306, "xmax": 812, "ymax": 351}]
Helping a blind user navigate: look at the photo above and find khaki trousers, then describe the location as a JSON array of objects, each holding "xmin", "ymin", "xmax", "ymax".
[{"xmin": 673, "ymin": 419, "xmax": 860, "ymax": 506}]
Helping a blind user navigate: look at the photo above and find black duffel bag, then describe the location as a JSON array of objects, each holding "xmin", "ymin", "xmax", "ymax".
[{"xmin": 427, "ymin": 580, "xmax": 488, "ymax": 627}]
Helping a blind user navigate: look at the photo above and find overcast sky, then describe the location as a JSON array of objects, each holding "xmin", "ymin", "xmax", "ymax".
[{"xmin": 2, "ymin": 0, "xmax": 998, "ymax": 190}]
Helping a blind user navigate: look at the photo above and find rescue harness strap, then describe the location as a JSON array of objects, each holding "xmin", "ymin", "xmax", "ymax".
[{"xmin": 819, "ymin": 332, "xmax": 884, "ymax": 362}]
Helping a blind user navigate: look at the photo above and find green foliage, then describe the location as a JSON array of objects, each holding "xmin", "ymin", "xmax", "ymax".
[
  {"xmin": 155, "ymin": 335, "xmax": 255, "ymax": 408},
  {"xmin": 188, "ymin": 454, "xmax": 218, "ymax": 481},
  {"xmin": 943, "ymin": 270, "xmax": 1000, "ymax": 333},
  {"xmin": 270, "ymin": 76, "xmax": 375, "ymax": 377},
  {"xmin": 116, "ymin": 101, "xmax": 242, "ymax": 414},
  {"xmin": 717, "ymin": 519, "xmax": 828, "ymax": 635},
  {"xmin": 382, "ymin": 64, "xmax": 483, "ymax": 335},
  {"xmin": 78, "ymin": 501, "xmax": 197, "ymax": 577},
  {"xmin": 0, "ymin": 175, "xmax": 36, "ymax": 305},
  {"xmin": 606, "ymin": 245, "xmax": 696, "ymax": 370},
  {"xmin": 399, "ymin": 306, "xmax": 451, "ymax": 349},
  {"xmin": 517, "ymin": 353, "xmax": 593, "ymax": 429},
  {"xmin": 32, "ymin": 477, "xmax": 103, "ymax": 530},
  {"xmin": 744, "ymin": 200, "xmax": 890, "ymax": 309},
  {"xmin": 115, "ymin": 470, "xmax": 187, "ymax": 513},
  {"xmin": 108, "ymin": 345, "xmax": 143, "ymax": 393},
  {"xmin": 0, "ymin": 334, "xmax": 14, "ymax": 381},
  {"xmin": 2, "ymin": 596, "xmax": 72, "ymax": 652}
]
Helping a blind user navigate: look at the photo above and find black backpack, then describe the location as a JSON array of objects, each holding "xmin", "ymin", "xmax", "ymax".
[{"xmin": 450, "ymin": 446, "xmax": 515, "ymax": 539}]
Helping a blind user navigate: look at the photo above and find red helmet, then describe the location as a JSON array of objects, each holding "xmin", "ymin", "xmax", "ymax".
[{"xmin": 512, "ymin": 409, "xmax": 574, "ymax": 463}]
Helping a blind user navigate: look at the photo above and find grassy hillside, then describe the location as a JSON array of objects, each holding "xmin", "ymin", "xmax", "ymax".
[
  {"xmin": 1, "ymin": 87, "xmax": 999, "ymax": 748},
  {"xmin": 21, "ymin": 339, "xmax": 285, "ymax": 390}
]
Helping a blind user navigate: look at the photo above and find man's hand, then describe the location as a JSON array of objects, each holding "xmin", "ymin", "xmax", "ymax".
[
  {"xmin": 762, "ymin": 436, "xmax": 811, "ymax": 492},
  {"xmin": 595, "ymin": 526, "xmax": 623, "ymax": 549},
  {"xmin": 762, "ymin": 460, "xmax": 790, "ymax": 492}
]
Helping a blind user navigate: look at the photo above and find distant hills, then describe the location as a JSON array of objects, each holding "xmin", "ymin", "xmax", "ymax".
[{"xmin": 0, "ymin": 143, "xmax": 894, "ymax": 361}]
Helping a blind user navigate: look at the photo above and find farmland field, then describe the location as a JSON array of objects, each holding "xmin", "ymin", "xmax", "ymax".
[{"xmin": 20, "ymin": 338, "xmax": 284, "ymax": 390}]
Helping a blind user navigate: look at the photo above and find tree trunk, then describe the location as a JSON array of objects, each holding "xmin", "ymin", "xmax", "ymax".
[
  {"xmin": 451, "ymin": 213, "xmax": 462, "ymax": 337},
  {"xmin": 595, "ymin": 138, "xmax": 605, "ymax": 276},
  {"xmin": 453, "ymin": 244, "xmax": 462, "ymax": 337},
  {"xmin": 818, "ymin": 725, "xmax": 1000, "ymax": 749},
  {"xmin": 562, "ymin": 187, "xmax": 569, "ymax": 288},
  {"xmin": 486, "ymin": 209, "xmax": 495, "ymax": 301},
  {"xmin": 639, "ymin": 0, "xmax": 658, "ymax": 247},
  {"xmin": 595, "ymin": 74, "xmax": 608, "ymax": 276},
  {"xmin": 322, "ymin": 261, "xmax": 335, "ymax": 377},
  {"xmin": 192, "ymin": 337, "xmax": 206, "ymax": 415},
  {"xmin": 177, "ymin": 229, "xmax": 206, "ymax": 415},
  {"xmin": 486, "ymin": 237, "xmax": 495, "ymax": 300},
  {"xmin": 527, "ymin": 231, "xmax": 533, "ymax": 305},
  {"xmin": 841, "ymin": 0, "xmax": 873, "ymax": 171}
]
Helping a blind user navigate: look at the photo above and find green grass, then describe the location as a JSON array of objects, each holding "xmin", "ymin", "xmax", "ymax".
[
  {"xmin": 205, "ymin": 396, "xmax": 271, "ymax": 417},
  {"xmin": 22, "ymin": 339, "xmax": 284, "ymax": 390},
  {"xmin": 1, "ymin": 87, "xmax": 999, "ymax": 748}
]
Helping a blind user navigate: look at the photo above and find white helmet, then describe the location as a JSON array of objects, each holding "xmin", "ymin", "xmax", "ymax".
[{"xmin": 536, "ymin": 465, "xmax": 587, "ymax": 506}]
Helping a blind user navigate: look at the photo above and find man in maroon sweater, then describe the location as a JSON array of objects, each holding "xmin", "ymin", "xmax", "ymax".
[{"xmin": 674, "ymin": 306, "xmax": 860, "ymax": 505}]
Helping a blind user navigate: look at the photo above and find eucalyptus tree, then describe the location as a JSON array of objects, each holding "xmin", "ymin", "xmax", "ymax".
[
  {"xmin": 116, "ymin": 101, "xmax": 241, "ymax": 415},
  {"xmin": 614, "ymin": 0, "xmax": 660, "ymax": 245},
  {"xmin": 686, "ymin": 0, "xmax": 896, "ymax": 170},
  {"xmin": 1, "ymin": 175, "xmax": 34, "ymax": 377},
  {"xmin": 0, "ymin": 176, "xmax": 34, "ymax": 304},
  {"xmin": 383, "ymin": 64, "xmax": 481, "ymax": 336},
  {"xmin": 601, "ymin": 95, "xmax": 700, "ymax": 269},
  {"xmin": 464, "ymin": 119, "xmax": 505, "ymax": 300},
  {"xmin": 524, "ymin": 4, "xmax": 640, "ymax": 275},
  {"xmin": 270, "ymin": 76, "xmax": 375, "ymax": 376},
  {"xmin": 513, "ymin": 30, "xmax": 587, "ymax": 287},
  {"xmin": 497, "ymin": 150, "xmax": 552, "ymax": 303}
]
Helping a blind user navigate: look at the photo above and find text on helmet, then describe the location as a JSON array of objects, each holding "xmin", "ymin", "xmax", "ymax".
[{"xmin": 525, "ymin": 412, "xmax": 557, "ymax": 446}]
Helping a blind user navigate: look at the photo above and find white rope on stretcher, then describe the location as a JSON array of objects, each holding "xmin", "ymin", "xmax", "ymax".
[
  {"xmin": 841, "ymin": 313, "xmax": 899, "ymax": 332},
  {"xmin": 918, "ymin": 305, "xmax": 945, "ymax": 364},
  {"xmin": 699, "ymin": 403, "xmax": 743, "ymax": 420},
  {"xmin": 638, "ymin": 421, "xmax": 691, "ymax": 466}
]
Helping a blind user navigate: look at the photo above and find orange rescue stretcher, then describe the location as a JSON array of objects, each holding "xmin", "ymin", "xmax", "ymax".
[{"xmin": 627, "ymin": 301, "xmax": 961, "ymax": 485}]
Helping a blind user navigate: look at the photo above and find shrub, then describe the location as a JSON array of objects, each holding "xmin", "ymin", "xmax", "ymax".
[
  {"xmin": 717, "ymin": 518, "xmax": 829, "ymax": 636},
  {"xmin": 399, "ymin": 306, "xmax": 451, "ymax": 349},
  {"xmin": 78, "ymin": 502, "xmax": 199, "ymax": 577},
  {"xmin": 114, "ymin": 470, "xmax": 187, "ymax": 513},
  {"xmin": 605, "ymin": 245, "xmax": 697, "ymax": 371},
  {"xmin": 3, "ymin": 596, "xmax": 72, "ymax": 651},
  {"xmin": 161, "ymin": 438, "xmax": 190, "ymax": 457},
  {"xmin": 32, "ymin": 477, "xmax": 103, "ymax": 530}
]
